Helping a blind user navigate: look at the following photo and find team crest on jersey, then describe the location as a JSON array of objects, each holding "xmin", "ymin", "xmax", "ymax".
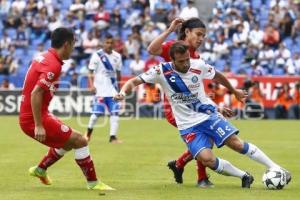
[
  {"xmin": 191, "ymin": 76, "xmax": 198, "ymax": 83},
  {"xmin": 207, "ymin": 66, "xmax": 213, "ymax": 73},
  {"xmin": 47, "ymin": 72, "xmax": 55, "ymax": 80},
  {"xmin": 153, "ymin": 66, "xmax": 161, "ymax": 75},
  {"xmin": 61, "ymin": 125, "xmax": 69, "ymax": 133}
]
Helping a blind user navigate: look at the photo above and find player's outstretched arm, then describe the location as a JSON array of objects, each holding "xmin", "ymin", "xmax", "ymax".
[
  {"xmin": 31, "ymin": 85, "xmax": 46, "ymax": 142},
  {"xmin": 213, "ymin": 71, "xmax": 247, "ymax": 102},
  {"xmin": 147, "ymin": 18, "xmax": 184, "ymax": 55},
  {"xmin": 114, "ymin": 77, "xmax": 144, "ymax": 101}
]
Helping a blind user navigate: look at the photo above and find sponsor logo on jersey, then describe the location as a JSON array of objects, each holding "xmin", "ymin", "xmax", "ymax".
[
  {"xmin": 210, "ymin": 118, "xmax": 221, "ymax": 130},
  {"xmin": 61, "ymin": 125, "xmax": 70, "ymax": 133},
  {"xmin": 171, "ymin": 92, "xmax": 198, "ymax": 104},
  {"xmin": 47, "ymin": 72, "xmax": 55, "ymax": 80},
  {"xmin": 191, "ymin": 76, "xmax": 198, "ymax": 83},
  {"xmin": 169, "ymin": 76, "xmax": 176, "ymax": 82},
  {"xmin": 188, "ymin": 83, "xmax": 200, "ymax": 89},
  {"xmin": 189, "ymin": 68, "xmax": 202, "ymax": 74},
  {"xmin": 40, "ymin": 78, "xmax": 51, "ymax": 88}
]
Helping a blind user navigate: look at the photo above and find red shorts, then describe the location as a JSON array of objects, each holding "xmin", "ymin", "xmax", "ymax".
[
  {"xmin": 163, "ymin": 97, "xmax": 177, "ymax": 127},
  {"xmin": 19, "ymin": 113, "xmax": 72, "ymax": 148}
]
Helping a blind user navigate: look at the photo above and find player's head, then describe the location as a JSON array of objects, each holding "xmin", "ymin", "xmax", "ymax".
[
  {"xmin": 178, "ymin": 18, "xmax": 206, "ymax": 50},
  {"xmin": 170, "ymin": 41, "xmax": 190, "ymax": 73},
  {"xmin": 51, "ymin": 27, "xmax": 75, "ymax": 60},
  {"xmin": 103, "ymin": 33, "xmax": 114, "ymax": 54}
]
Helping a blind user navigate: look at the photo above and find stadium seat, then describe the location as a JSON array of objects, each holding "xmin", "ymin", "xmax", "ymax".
[
  {"xmin": 119, "ymin": 8, "xmax": 128, "ymax": 19},
  {"xmin": 59, "ymin": 75, "xmax": 72, "ymax": 89},
  {"xmin": 283, "ymin": 37, "xmax": 293, "ymax": 50},
  {"xmin": 231, "ymin": 60, "xmax": 242, "ymax": 73},
  {"xmin": 104, "ymin": 0, "xmax": 117, "ymax": 10},
  {"xmin": 251, "ymin": 0, "xmax": 262, "ymax": 10},
  {"xmin": 121, "ymin": 59, "xmax": 132, "ymax": 76},
  {"xmin": 214, "ymin": 59, "xmax": 226, "ymax": 71},
  {"xmin": 61, "ymin": 0, "xmax": 72, "ymax": 10},
  {"xmin": 0, "ymin": 74, "xmax": 7, "ymax": 85},
  {"xmin": 259, "ymin": 8, "xmax": 269, "ymax": 21},
  {"xmin": 84, "ymin": 20, "xmax": 94, "ymax": 32},
  {"xmin": 291, "ymin": 43, "xmax": 300, "ymax": 54},
  {"xmin": 121, "ymin": 28, "xmax": 132, "ymax": 40},
  {"xmin": 272, "ymin": 67, "xmax": 285, "ymax": 76},
  {"xmin": 15, "ymin": 48, "xmax": 25, "ymax": 57},
  {"xmin": 6, "ymin": 28, "xmax": 17, "ymax": 40},
  {"xmin": 0, "ymin": 21, "xmax": 3, "ymax": 34},
  {"xmin": 9, "ymin": 74, "xmax": 24, "ymax": 88},
  {"xmin": 79, "ymin": 75, "xmax": 89, "ymax": 88},
  {"xmin": 231, "ymin": 48, "xmax": 244, "ymax": 58}
]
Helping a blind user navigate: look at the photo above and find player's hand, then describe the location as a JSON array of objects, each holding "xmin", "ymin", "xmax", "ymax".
[
  {"xmin": 89, "ymin": 86, "xmax": 96, "ymax": 94},
  {"xmin": 218, "ymin": 107, "xmax": 234, "ymax": 118},
  {"xmin": 113, "ymin": 93, "xmax": 125, "ymax": 101},
  {"xmin": 34, "ymin": 125, "xmax": 46, "ymax": 142},
  {"xmin": 167, "ymin": 18, "xmax": 184, "ymax": 33},
  {"xmin": 233, "ymin": 89, "xmax": 248, "ymax": 102}
]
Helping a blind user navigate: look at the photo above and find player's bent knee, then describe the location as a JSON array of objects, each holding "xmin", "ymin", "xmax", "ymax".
[
  {"xmin": 74, "ymin": 135, "xmax": 88, "ymax": 148},
  {"xmin": 66, "ymin": 131, "xmax": 88, "ymax": 149},
  {"xmin": 196, "ymin": 150, "xmax": 215, "ymax": 168},
  {"xmin": 225, "ymin": 135, "xmax": 244, "ymax": 152}
]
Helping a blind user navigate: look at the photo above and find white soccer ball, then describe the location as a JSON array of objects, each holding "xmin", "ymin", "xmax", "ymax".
[{"xmin": 262, "ymin": 168, "xmax": 286, "ymax": 189}]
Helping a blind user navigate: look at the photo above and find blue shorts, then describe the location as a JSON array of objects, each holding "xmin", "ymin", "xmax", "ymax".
[
  {"xmin": 92, "ymin": 97, "xmax": 119, "ymax": 115},
  {"xmin": 180, "ymin": 113, "xmax": 239, "ymax": 158}
]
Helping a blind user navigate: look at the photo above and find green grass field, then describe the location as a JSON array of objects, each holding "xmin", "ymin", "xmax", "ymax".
[{"xmin": 0, "ymin": 116, "xmax": 299, "ymax": 200}]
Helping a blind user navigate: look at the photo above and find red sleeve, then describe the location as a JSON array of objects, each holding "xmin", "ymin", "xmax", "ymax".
[
  {"xmin": 160, "ymin": 40, "xmax": 175, "ymax": 62},
  {"xmin": 36, "ymin": 63, "xmax": 61, "ymax": 91}
]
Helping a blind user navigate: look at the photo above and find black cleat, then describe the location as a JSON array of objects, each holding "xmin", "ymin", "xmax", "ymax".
[
  {"xmin": 197, "ymin": 178, "xmax": 214, "ymax": 188},
  {"xmin": 167, "ymin": 160, "xmax": 184, "ymax": 184},
  {"xmin": 109, "ymin": 135, "xmax": 122, "ymax": 144},
  {"xmin": 241, "ymin": 172, "xmax": 254, "ymax": 188}
]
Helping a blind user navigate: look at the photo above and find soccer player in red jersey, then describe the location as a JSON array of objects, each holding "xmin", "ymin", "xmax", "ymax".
[
  {"xmin": 19, "ymin": 27, "xmax": 114, "ymax": 191},
  {"xmin": 148, "ymin": 18, "xmax": 233, "ymax": 187}
]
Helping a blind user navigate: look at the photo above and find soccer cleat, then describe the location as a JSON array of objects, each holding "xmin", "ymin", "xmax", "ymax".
[
  {"xmin": 197, "ymin": 178, "xmax": 214, "ymax": 188},
  {"xmin": 87, "ymin": 182, "xmax": 116, "ymax": 191},
  {"xmin": 281, "ymin": 168, "xmax": 292, "ymax": 185},
  {"xmin": 241, "ymin": 172, "xmax": 254, "ymax": 188},
  {"xmin": 29, "ymin": 166, "xmax": 52, "ymax": 185},
  {"xmin": 109, "ymin": 136, "xmax": 122, "ymax": 144},
  {"xmin": 167, "ymin": 160, "xmax": 184, "ymax": 184}
]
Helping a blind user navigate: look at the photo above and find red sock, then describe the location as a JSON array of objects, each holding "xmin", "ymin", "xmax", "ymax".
[
  {"xmin": 38, "ymin": 148, "xmax": 63, "ymax": 170},
  {"xmin": 176, "ymin": 150, "xmax": 193, "ymax": 169},
  {"xmin": 197, "ymin": 160, "xmax": 208, "ymax": 181},
  {"xmin": 75, "ymin": 156, "xmax": 97, "ymax": 182}
]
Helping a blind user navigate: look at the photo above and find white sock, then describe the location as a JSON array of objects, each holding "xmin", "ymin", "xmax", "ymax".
[
  {"xmin": 88, "ymin": 114, "xmax": 98, "ymax": 129},
  {"xmin": 213, "ymin": 158, "xmax": 246, "ymax": 178},
  {"xmin": 109, "ymin": 115, "xmax": 119, "ymax": 136},
  {"xmin": 242, "ymin": 142, "xmax": 280, "ymax": 169},
  {"xmin": 74, "ymin": 146, "xmax": 90, "ymax": 160},
  {"xmin": 54, "ymin": 148, "xmax": 67, "ymax": 156}
]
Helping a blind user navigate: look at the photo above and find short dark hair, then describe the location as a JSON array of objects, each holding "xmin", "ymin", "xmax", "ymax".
[
  {"xmin": 169, "ymin": 41, "xmax": 189, "ymax": 60},
  {"xmin": 104, "ymin": 33, "xmax": 113, "ymax": 40},
  {"xmin": 51, "ymin": 27, "xmax": 75, "ymax": 48},
  {"xmin": 178, "ymin": 18, "xmax": 206, "ymax": 40}
]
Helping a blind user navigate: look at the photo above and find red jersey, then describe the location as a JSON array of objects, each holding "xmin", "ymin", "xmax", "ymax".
[
  {"xmin": 161, "ymin": 40, "xmax": 200, "ymax": 62},
  {"xmin": 160, "ymin": 40, "xmax": 200, "ymax": 127},
  {"xmin": 20, "ymin": 48, "xmax": 63, "ymax": 118}
]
